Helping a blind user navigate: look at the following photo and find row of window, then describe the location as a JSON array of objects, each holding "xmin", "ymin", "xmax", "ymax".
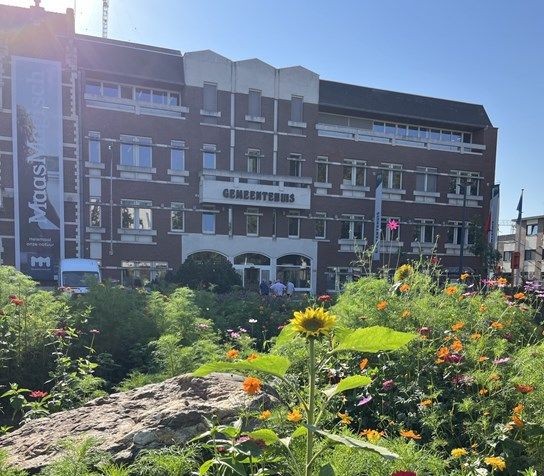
[
  {"xmin": 503, "ymin": 250, "xmax": 538, "ymax": 261},
  {"xmin": 372, "ymin": 121, "xmax": 472, "ymax": 144},
  {"xmin": 89, "ymin": 201, "xmax": 475, "ymax": 245},
  {"xmin": 88, "ymin": 135, "xmax": 481, "ymax": 195}
]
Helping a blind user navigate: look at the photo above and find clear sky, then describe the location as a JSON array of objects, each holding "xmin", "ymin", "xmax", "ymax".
[{"xmin": 6, "ymin": 0, "xmax": 544, "ymax": 232}]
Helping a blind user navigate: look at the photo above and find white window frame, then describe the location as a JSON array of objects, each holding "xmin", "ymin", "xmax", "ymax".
[
  {"xmin": 248, "ymin": 89, "xmax": 262, "ymax": 118},
  {"xmin": 527, "ymin": 224, "xmax": 539, "ymax": 236},
  {"xmin": 340, "ymin": 214, "xmax": 364, "ymax": 240},
  {"xmin": 288, "ymin": 153, "xmax": 303, "ymax": 177},
  {"xmin": 202, "ymin": 208, "xmax": 216, "ymax": 234},
  {"xmin": 120, "ymin": 135, "xmax": 152, "ymax": 168},
  {"xmin": 84, "ymin": 80, "xmax": 180, "ymax": 106},
  {"xmin": 89, "ymin": 197, "xmax": 101, "ymax": 228},
  {"xmin": 414, "ymin": 219, "xmax": 434, "ymax": 243},
  {"xmin": 245, "ymin": 208, "xmax": 260, "ymax": 236},
  {"xmin": 288, "ymin": 211, "xmax": 301, "ymax": 238},
  {"xmin": 382, "ymin": 163, "xmax": 402, "ymax": 190},
  {"xmin": 203, "ymin": 144, "xmax": 217, "ymax": 169},
  {"xmin": 316, "ymin": 157, "xmax": 329, "ymax": 183},
  {"xmin": 381, "ymin": 216, "xmax": 400, "ymax": 242},
  {"xmin": 415, "ymin": 166, "xmax": 437, "ymax": 193},
  {"xmin": 449, "ymin": 171, "xmax": 480, "ymax": 196},
  {"xmin": 314, "ymin": 212, "xmax": 327, "ymax": 239},
  {"xmin": 121, "ymin": 200, "xmax": 153, "ymax": 230},
  {"xmin": 171, "ymin": 203, "xmax": 185, "ymax": 232},
  {"xmin": 447, "ymin": 220, "xmax": 474, "ymax": 246},
  {"xmin": 247, "ymin": 149, "xmax": 261, "ymax": 174},
  {"xmin": 88, "ymin": 131, "xmax": 101, "ymax": 164},
  {"xmin": 343, "ymin": 160, "xmax": 366, "ymax": 186},
  {"xmin": 170, "ymin": 140, "xmax": 186, "ymax": 171},
  {"xmin": 290, "ymin": 95, "xmax": 304, "ymax": 123},
  {"xmin": 203, "ymin": 82, "xmax": 218, "ymax": 113}
]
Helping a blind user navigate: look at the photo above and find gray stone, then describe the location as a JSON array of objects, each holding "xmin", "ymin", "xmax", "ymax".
[{"xmin": 0, "ymin": 373, "xmax": 271, "ymax": 472}]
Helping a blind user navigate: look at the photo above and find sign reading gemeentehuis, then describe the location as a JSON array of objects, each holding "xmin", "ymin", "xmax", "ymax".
[{"xmin": 11, "ymin": 57, "xmax": 64, "ymax": 281}]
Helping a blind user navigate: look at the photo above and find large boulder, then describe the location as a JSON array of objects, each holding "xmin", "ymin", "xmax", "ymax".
[{"xmin": 0, "ymin": 373, "xmax": 271, "ymax": 472}]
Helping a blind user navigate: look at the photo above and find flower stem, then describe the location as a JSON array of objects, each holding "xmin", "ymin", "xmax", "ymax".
[{"xmin": 305, "ymin": 337, "xmax": 316, "ymax": 476}]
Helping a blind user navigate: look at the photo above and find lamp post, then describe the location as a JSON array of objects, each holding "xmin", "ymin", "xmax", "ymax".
[{"xmin": 458, "ymin": 179, "xmax": 473, "ymax": 277}]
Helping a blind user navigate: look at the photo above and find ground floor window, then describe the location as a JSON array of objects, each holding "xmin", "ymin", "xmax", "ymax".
[
  {"xmin": 233, "ymin": 253, "xmax": 270, "ymax": 292},
  {"xmin": 276, "ymin": 254, "xmax": 311, "ymax": 290},
  {"xmin": 121, "ymin": 260, "xmax": 168, "ymax": 287},
  {"xmin": 325, "ymin": 266, "xmax": 362, "ymax": 293}
]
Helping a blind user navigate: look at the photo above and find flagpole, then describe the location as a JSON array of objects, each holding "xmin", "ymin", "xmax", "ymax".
[{"xmin": 514, "ymin": 189, "xmax": 524, "ymax": 287}]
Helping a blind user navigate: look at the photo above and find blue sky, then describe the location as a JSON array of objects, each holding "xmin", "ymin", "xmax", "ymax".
[{"xmin": 8, "ymin": 0, "xmax": 544, "ymax": 231}]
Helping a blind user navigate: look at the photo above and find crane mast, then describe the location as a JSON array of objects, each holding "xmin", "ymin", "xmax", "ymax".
[{"xmin": 102, "ymin": 0, "xmax": 109, "ymax": 38}]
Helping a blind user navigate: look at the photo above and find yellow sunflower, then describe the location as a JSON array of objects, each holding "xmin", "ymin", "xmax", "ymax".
[
  {"xmin": 394, "ymin": 264, "xmax": 414, "ymax": 282},
  {"xmin": 291, "ymin": 307, "xmax": 336, "ymax": 338}
]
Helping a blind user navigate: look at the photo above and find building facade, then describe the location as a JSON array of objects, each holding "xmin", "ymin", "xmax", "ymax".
[{"xmin": 0, "ymin": 3, "xmax": 498, "ymax": 293}]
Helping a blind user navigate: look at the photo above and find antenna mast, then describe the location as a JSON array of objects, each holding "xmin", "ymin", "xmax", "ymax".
[{"xmin": 102, "ymin": 0, "xmax": 109, "ymax": 38}]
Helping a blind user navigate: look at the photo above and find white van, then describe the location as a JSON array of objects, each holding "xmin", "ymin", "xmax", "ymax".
[{"xmin": 58, "ymin": 259, "xmax": 101, "ymax": 294}]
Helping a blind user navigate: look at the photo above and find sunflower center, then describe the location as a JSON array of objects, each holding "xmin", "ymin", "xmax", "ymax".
[{"xmin": 302, "ymin": 318, "xmax": 324, "ymax": 332}]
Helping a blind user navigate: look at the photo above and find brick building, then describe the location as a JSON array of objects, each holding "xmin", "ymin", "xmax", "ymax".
[{"xmin": 0, "ymin": 3, "xmax": 498, "ymax": 293}]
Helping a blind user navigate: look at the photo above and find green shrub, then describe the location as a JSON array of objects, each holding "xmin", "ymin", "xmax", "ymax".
[{"xmin": 129, "ymin": 446, "xmax": 198, "ymax": 476}]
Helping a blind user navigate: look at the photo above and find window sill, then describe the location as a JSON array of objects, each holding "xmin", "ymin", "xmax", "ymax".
[
  {"xmin": 288, "ymin": 120, "xmax": 307, "ymax": 129},
  {"xmin": 168, "ymin": 230, "xmax": 185, "ymax": 235},
  {"xmin": 447, "ymin": 193, "xmax": 483, "ymax": 201},
  {"xmin": 338, "ymin": 238, "xmax": 367, "ymax": 245},
  {"xmin": 117, "ymin": 165, "xmax": 156, "ymax": 174},
  {"xmin": 340, "ymin": 184, "xmax": 370, "ymax": 192},
  {"xmin": 383, "ymin": 188, "xmax": 406, "ymax": 194},
  {"xmin": 117, "ymin": 228, "xmax": 157, "ymax": 236},
  {"xmin": 86, "ymin": 227, "xmax": 105, "ymax": 233},
  {"xmin": 202, "ymin": 231, "xmax": 216, "ymax": 235},
  {"xmin": 314, "ymin": 182, "xmax": 332, "ymax": 189},
  {"xmin": 245, "ymin": 115, "xmax": 265, "ymax": 123},
  {"xmin": 85, "ymin": 161, "xmax": 105, "ymax": 170},
  {"xmin": 167, "ymin": 169, "xmax": 189, "ymax": 177},
  {"xmin": 200, "ymin": 109, "xmax": 221, "ymax": 117},
  {"xmin": 413, "ymin": 190, "xmax": 440, "ymax": 197}
]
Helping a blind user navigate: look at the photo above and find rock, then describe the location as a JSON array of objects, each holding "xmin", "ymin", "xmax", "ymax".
[{"xmin": 0, "ymin": 373, "xmax": 271, "ymax": 472}]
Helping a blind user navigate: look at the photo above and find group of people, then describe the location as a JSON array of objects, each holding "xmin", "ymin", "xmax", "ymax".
[{"xmin": 259, "ymin": 279, "xmax": 295, "ymax": 298}]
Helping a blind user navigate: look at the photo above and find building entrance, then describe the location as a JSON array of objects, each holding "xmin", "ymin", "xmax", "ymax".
[{"xmin": 234, "ymin": 253, "xmax": 271, "ymax": 291}]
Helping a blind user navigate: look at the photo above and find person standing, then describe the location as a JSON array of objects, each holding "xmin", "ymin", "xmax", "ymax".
[
  {"xmin": 259, "ymin": 279, "xmax": 270, "ymax": 296},
  {"xmin": 270, "ymin": 279, "xmax": 286, "ymax": 297},
  {"xmin": 286, "ymin": 280, "xmax": 295, "ymax": 298}
]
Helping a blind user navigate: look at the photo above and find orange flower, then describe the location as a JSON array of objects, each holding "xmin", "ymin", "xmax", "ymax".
[
  {"xmin": 359, "ymin": 358, "xmax": 369, "ymax": 370},
  {"xmin": 511, "ymin": 415, "xmax": 524, "ymax": 428},
  {"xmin": 451, "ymin": 322, "xmax": 465, "ymax": 331},
  {"xmin": 399, "ymin": 283, "xmax": 410, "ymax": 293},
  {"xmin": 445, "ymin": 286, "xmax": 458, "ymax": 295},
  {"xmin": 435, "ymin": 358, "xmax": 445, "ymax": 365},
  {"xmin": 514, "ymin": 292, "xmax": 526, "ymax": 300},
  {"xmin": 226, "ymin": 349, "xmax": 240, "ymax": 360},
  {"xmin": 515, "ymin": 384, "xmax": 535, "ymax": 394},
  {"xmin": 360, "ymin": 429, "xmax": 383, "ymax": 442},
  {"xmin": 246, "ymin": 353, "xmax": 259, "ymax": 362},
  {"xmin": 287, "ymin": 409, "xmax": 303, "ymax": 422},
  {"xmin": 513, "ymin": 403, "xmax": 524, "ymax": 415},
  {"xmin": 400, "ymin": 429, "xmax": 422, "ymax": 440},
  {"xmin": 376, "ymin": 300, "xmax": 388, "ymax": 311},
  {"xmin": 497, "ymin": 277, "xmax": 508, "ymax": 286},
  {"xmin": 437, "ymin": 347, "xmax": 450, "ymax": 358},
  {"xmin": 479, "ymin": 304, "xmax": 487, "ymax": 313},
  {"xmin": 489, "ymin": 373, "xmax": 501, "ymax": 381},
  {"xmin": 460, "ymin": 272, "xmax": 470, "ymax": 281},
  {"xmin": 490, "ymin": 321, "xmax": 504, "ymax": 330},
  {"xmin": 401, "ymin": 310, "xmax": 411, "ymax": 318},
  {"xmin": 450, "ymin": 340, "xmax": 463, "ymax": 352},
  {"xmin": 478, "ymin": 356, "xmax": 489, "ymax": 363},
  {"xmin": 242, "ymin": 376, "xmax": 262, "ymax": 395},
  {"xmin": 258, "ymin": 410, "xmax": 272, "ymax": 420},
  {"xmin": 337, "ymin": 412, "xmax": 352, "ymax": 425},
  {"xmin": 479, "ymin": 388, "xmax": 489, "ymax": 396},
  {"xmin": 470, "ymin": 333, "xmax": 482, "ymax": 340},
  {"xmin": 420, "ymin": 399, "xmax": 432, "ymax": 407}
]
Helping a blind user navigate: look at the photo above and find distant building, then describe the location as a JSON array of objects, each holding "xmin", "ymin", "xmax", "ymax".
[{"xmin": 0, "ymin": 2, "xmax": 498, "ymax": 292}]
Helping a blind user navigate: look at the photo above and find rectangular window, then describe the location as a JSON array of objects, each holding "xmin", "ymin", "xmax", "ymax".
[
  {"xmin": 246, "ymin": 208, "xmax": 259, "ymax": 236},
  {"xmin": 381, "ymin": 217, "xmax": 400, "ymax": 241},
  {"xmin": 372, "ymin": 122, "xmax": 385, "ymax": 133},
  {"xmin": 503, "ymin": 251, "xmax": 512, "ymax": 262},
  {"xmin": 527, "ymin": 224, "xmax": 538, "ymax": 236},
  {"xmin": 136, "ymin": 88, "xmax": 152, "ymax": 103},
  {"xmin": 89, "ymin": 198, "xmax": 101, "ymax": 228},
  {"xmin": 152, "ymin": 90, "xmax": 168, "ymax": 105},
  {"xmin": 449, "ymin": 171, "xmax": 480, "ymax": 196},
  {"xmin": 447, "ymin": 221, "xmax": 468, "ymax": 245},
  {"xmin": 85, "ymin": 80, "xmax": 101, "ymax": 96},
  {"xmin": 202, "ymin": 209, "xmax": 216, "ymax": 234},
  {"xmin": 382, "ymin": 164, "xmax": 402, "ymax": 189},
  {"xmin": 102, "ymin": 83, "xmax": 119, "ymax": 98},
  {"xmin": 288, "ymin": 212, "xmax": 300, "ymax": 238},
  {"xmin": 413, "ymin": 219, "xmax": 434, "ymax": 243},
  {"xmin": 203, "ymin": 82, "xmax": 218, "ymax": 112},
  {"xmin": 247, "ymin": 149, "xmax": 261, "ymax": 173},
  {"xmin": 315, "ymin": 212, "xmax": 326, "ymax": 239},
  {"xmin": 248, "ymin": 89, "xmax": 261, "ymax": 117},
  {"xmin": 203, "ymin": 144, "xmax": 217, "ymax": 169},
  {"xmin": 171, "ymin": 203, "xmax": 185, "ymax": 232},
  {"xmin": 316, "ymin": 157, "xmax": 329, "ymax": 183},
  {"xmin": 343, "ymin": 160, "xmax": 366, "ymax": 186},
  {"xmin": 88, "ymin": 131, "xmax": 101, "ymax": 164},
  {"xmin": 290, "ymin": 96, "xmax": 303, "ymax": 122},
  {"xmin": 288, "ymin": 153, "xmax": 302, "ymax": 177},
  {"xmin": 170, "ymin": 140, "xmax": 185, "ymax": 171},
  {"xmin": 525, "ymin": 250, "xmax": 535, "ymax": 260},
  {"xmin": 120, "ymin": 85, "xmax": 133, "ymax": 100},
  {"xmin": 120, "ymin": 135, "xmax": 152, "ymax": 168},
  {"xmin": 121, "ymin": 203, "xmax": 152, "ymax": 230},
  {"xmin": 415, "ymin": 166, "xmax": 437, "ymax": 192},
  {"xmin": 340, "ymin": 215, "xmax": 364, "ymax": 240}
]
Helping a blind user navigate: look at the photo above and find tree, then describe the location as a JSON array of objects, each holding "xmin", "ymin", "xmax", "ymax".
[{"xmin": 168, "ymin": 252, "xmax": 241, "ymax": 293}]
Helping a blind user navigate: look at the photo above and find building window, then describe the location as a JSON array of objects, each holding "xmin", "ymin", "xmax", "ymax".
[
  {"xmin": 415, "ymin": 166, "xmax": 437, "ymax": 193},
  {"xmin": 527, "ymin": 224, "xmax": 538, "ymax": 236},
  {"xmin": 525, "ymin": 250, "xmax": 535, "ymax": 260},
  {"xmin": 447, "ymin": 221, "xmax": 475, "ymax": 245},
  {"xmin": 343, "ymin": 160, "xmax": 366, "ymax": 186},
  {"xmin": 413, "ymin": 219, "xmax": 434, "ymax": 243},
  {"xmin": 340, "ymin": 215, "xmax": 364, "ymax": 240},
  {"xmin": 288, "ymin": 212, "xmax": 300, "ymax": 238},
  {"xmin": 89, "ymin": 198, "xmax": 101, "ymax": 227},
  {"xmin": 325, "ymin": 266, "xmax": 362, "ymax": 292},
  {"xmin": 449, "ymin": 171, "xmax": 480, "ymax": 196},
  {"xmin": 203, "ymin": 82, "xmax": 218, "ymax": 112},
  {"xmin": 246, "ymin": 208, "xmax": 259, "ymax": 236},
  {"xmin": 203, "ymin": 144, "xmax": 217, "ymax": 169},
  {"xmin": 120, "ymin": 135, "xmax": 152, "ymax": 168},
  {"xmin": 171, "ymin": 203, "xmax": 184, "ymax": 232},
  {"xmin": 277, "ymin": 254, "xmax": 311, "ymax": 289},
  {"xmin": 170, "ymin": 140, "xmax": 186, "ymax": 171},
  {"xmin": 202, "ymin": 208, "xmax": 216, "ymax": 234},
  {"xmin": 288, "ymin": 153, "xmax": 302, "ymax": 177},
  {"xmin": 314, "ymin": 212, "xmax": 326, "ymax": 239},
  {"xmin": 503, "ymin": 251, "xmax": 512, "ymax": 262},
  {"xmin": 247, "ymin": 149, "xmax": 261, "ymax": 173},
  {"xmin": 121, "ymin": 202, "xmax": 152, "ymax": 230},
  {"xmin": 88, "ymin": 132, "xmax": 101, "ymax": 163},
  {"xmin": 382, "ymin": 164, "xmax": 402, "ymax": 189},
  {"xmin": 290, "ymin": 95, "xmax": 303, "ymax": 123},
  {"xmin": 316, "ymin": 157, "xmax": 329, "ymax": 183},
  {"xmin": 248, "ymin": 89, "xmax": 261, "ymax": 117},
  {"xmin": 381, "ymin": 217, "xmax": 400, "ymax": 241}
]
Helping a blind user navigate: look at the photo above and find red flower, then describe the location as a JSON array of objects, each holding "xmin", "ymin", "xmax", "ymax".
[
  {"xmin": 9, "ymin": 296, "xmax": 24, "ymax": 306},
  {"xmin": 53, "ymin": 328, "xmax": 67, "ymax": 338},
  {"xmin": 392, "ymin": 472, "xmax": 416, "ymax": 476},
  {"xmin": 318, "ymin": 294, "xmax": 332, "ymax": 302},
  {"xmin": 29, "ymin": 390, "xmax": 48, "ymax": 399}
]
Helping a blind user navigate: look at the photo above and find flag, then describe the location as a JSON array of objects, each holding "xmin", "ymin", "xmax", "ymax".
[
  {"xmin": 488, "ymin": 184, "xmax": 500, "ymax": 248},
  {"xmin": 372, "ymin": 172, "xmax": 383, "ymax": 261},
  {"xmin": 516, "ymin": 190, "xmax": 523, "ymax": 224}
]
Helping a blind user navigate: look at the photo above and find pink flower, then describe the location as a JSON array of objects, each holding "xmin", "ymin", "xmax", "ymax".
[
  {"xmin": 382, "ymin": 379, "xmax": 395, "ymax": 391},
  {"xmin": 386, "ymin": 219, "xmax": 399, "ymax": 231},
  {"xmin": 493, "ymin": 357, "xmax": 510, "ymax": 365},
  {"xmin": 89, "ymin": 329, "xmax": 100, "ymax": 335},
  {"xmin": 357, "ymin": 395, "xmax": 373, "ymax": 406},
  {"xmin": 392, "ymin": 472, "xmax": 417, "ymax": 476},
  {"xmin": 444, "ymin": 354, "xmax": 463, "ymax": 364},
  {"xmin": 29, "ymin": 390, "xmax": 48, "ymax": 399},
  {"xmin": 418, "ymin": 327, "xmax": 431, "ymax": 336}
]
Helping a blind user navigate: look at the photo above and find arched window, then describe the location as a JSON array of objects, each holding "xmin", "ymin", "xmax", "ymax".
[
  {"xmin": 234, "ymin": 253, "xmax": 271, "ymax": 266},
  {"xmin": 188, "ymin": 251, "xmax": 227, "ymax": 263},
  {"xmin": 276, "ymin": 254, "xmax": 311, "ymax": 289}
]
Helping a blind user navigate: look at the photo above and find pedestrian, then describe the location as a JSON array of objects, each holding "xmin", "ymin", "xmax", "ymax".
[
  {"xmin": 270, "ymin": 279, "xmax": 286, "ymax": 297},
  {"xmin": 259, "ymin": 279, "xmax": 270, "ymax": 296},
  {"xmin": 286, "ymin": 280, "xmax": 295, "ymax": 298}
]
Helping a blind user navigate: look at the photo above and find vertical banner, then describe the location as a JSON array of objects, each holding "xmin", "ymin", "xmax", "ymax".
[
  {"xmin": 488, "ymin": 184, "xmax": 500, "ymax": 249},
  {"xmin": 12, "ymin": 57, "xmax": 64, "ymax": 281},
  {"xmin": 372, "ymin": 172, "xmax": 383, "ymax": 261}
]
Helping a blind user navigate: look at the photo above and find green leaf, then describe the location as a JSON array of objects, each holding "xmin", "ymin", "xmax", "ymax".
[
  {"xmin": 274, "ymin": 323, "xmax": 297, "ymax": 347},
  {"xmin": 319, "ymin": 463, "xmax": 336, "ymax": 476},
  {"xmin": 323, "ymin": 375, "xmax": 372, "ymax": 399},
  {"xmin": 199, "ymin": 459, "xmax": 215, "ymax": 475},
  {"xmin": 291, "ymin": 426, "xmax": 308, "ymax": 438},
  {"xmin": 333, "ymin": 326, "xmax": 417, "ymax": 353},
  {"xmin": 193, "ymin": 354, "xmax": 291, "ymax": 378},
  {"xmin": 306, "ymin": 425, "xmax": 398, "ymax": 459},
  {"xmin": 247, "ymin": 429, "xmax": 280, "ymax": 445}
]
